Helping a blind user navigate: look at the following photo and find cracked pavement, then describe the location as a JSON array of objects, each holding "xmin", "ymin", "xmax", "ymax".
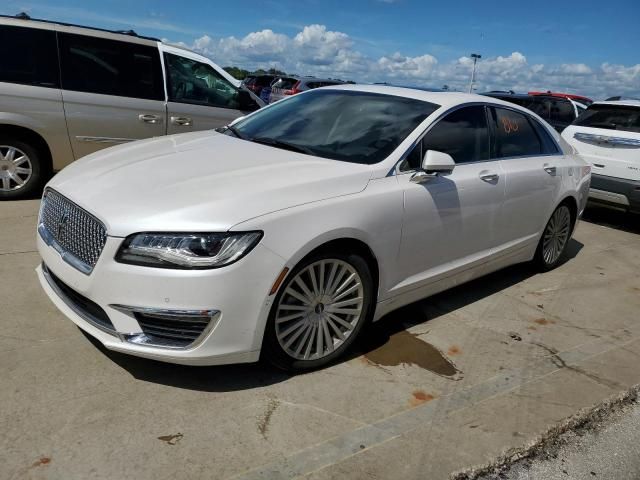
[{"xmin": 1, "ymin": 201, "xmax": 639, "ymax": 480}]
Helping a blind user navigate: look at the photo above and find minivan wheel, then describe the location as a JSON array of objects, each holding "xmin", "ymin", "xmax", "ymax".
[
  {"xmin": 534, "ymin": 204, "xmax": 573, "ymax": 271},
  {"xmin": 263, "ymin": 251, "xmax": 374, "ymax": 372},
  {"xmin": 0, "ymin": 138, "xmax": 43, "ymax": 200}
]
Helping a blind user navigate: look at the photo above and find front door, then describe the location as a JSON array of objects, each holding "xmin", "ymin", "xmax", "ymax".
[
  {"xmin": 163, "ymin": 52, "xmax": 258, "ymax": 134},
  {"xmin": 57, "ymin": 31, "xmax": 166, "ymax": 159},
  {"xmin": 392, "ymin": 105, "xmax": 505, "ymax": 296}
]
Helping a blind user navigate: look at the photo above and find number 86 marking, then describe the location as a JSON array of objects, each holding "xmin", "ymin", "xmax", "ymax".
[{"xmin": 502, "ymin": 117, "xmax": 519, "ymax": 134}]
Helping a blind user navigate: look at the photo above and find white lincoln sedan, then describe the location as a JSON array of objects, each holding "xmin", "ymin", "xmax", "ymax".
[{"xmin": 36, "ymin": 86, "xmax": 591, "ymax": 371}]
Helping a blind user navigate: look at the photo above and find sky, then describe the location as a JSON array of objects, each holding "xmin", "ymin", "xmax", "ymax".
[{"xmin": 5, "ymin": 0, "xmax": 640, "ymax": 99}]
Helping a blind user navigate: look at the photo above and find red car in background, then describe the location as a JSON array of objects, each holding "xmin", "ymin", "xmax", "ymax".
[{"xmin": 529, "ymin": 91, "xmax": 593, "ymax": 105}]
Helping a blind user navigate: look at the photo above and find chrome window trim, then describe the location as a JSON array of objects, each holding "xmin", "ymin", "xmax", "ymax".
[
  {"xmin": 110, "ymin": 304, "xmax": 221, "ymax": 350},
  {"xmin": 393, "ymin": 101, "xmax": 564, "ymax": 176},
  {"xmin": 41, "ymin": 263, "xmax": 118, "ymax": 337}
]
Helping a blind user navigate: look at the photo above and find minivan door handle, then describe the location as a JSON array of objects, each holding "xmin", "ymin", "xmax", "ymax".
[
  {"xmin": 479, "ymin": 171, "xmax": 499, "ymax": 183},
  {"xmin": 171, "ymin": 116, "xmax": 193, "ymax": 126},
  {"xmin": 138, "ymin": 114, "xmax": 162, "ymax": 124},
  {"xmin": 543, "ymin": 164, "xmax": 557, "ymax": 176}
]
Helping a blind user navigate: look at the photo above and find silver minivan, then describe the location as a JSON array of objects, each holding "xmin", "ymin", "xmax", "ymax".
[{"xmin": 0, "ymin": 14, "xmax": 263, "ymax": 199}]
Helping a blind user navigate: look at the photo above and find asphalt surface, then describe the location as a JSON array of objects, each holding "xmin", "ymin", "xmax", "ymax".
[
  {"xmin": 1, "ymin": 201, "xmax": 639, "ymax": 480},
  {"xmin": 477, "ymin": 395, "xmax": 640, "ymax": 480}
]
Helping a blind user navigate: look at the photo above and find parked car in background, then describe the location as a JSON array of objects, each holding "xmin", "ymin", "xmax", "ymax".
[
  {"xmin": 269, "ymin": 77, "xmax": 346, "ymax": 103},
  {"xmin": 0, "ymin": 13, "xmax": 263, "ymax": 199},
  {"xmin": 562, "ymin": 100, "xmax": 640, "ymax": 213},
  {"xmin": 483, "ymin": 92, "xmax": 587, "ymax": 133},
  {"xmin": 36, "ymin": 86, "xmax": 589, "ymax": 371},
  {"xmin": 243, "ymin": 74, "xmax": 276, "ymax": 97},
  {"xmin": 529, "ymin": 91, "xmax": 593, "ymax": 106}
]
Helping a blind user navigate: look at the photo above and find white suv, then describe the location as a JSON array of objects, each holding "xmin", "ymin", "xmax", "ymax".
[
  {"xmin": 562, "ymin": 100, "xmax": 640, "ymax": 213},
  {"xmin": 0, "ymin": 13, "xmax": 263, "ymax": 199}
]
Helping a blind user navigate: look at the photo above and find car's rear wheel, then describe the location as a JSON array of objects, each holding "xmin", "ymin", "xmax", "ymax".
[
  {"xmin": 263, "ymin": 251, "xmax": 374, "ymax": 372},
  {"xmin": 0, "ymin": 137, "xmax": 43, "ymax": 200},
  {"xmin": 534, "ymin": 204, "xmax": 573, "ymax": 271}
]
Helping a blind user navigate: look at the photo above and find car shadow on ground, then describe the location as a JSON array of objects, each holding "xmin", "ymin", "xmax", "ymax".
[
  {"xmin": 581, "ymin": 205, "xmax": 640, "ymax": 234},
  {"xmin": 85, "ymin": 238, "xmax": 584, "ymax": 392}
]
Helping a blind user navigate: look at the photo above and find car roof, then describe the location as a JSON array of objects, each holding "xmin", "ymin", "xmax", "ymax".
[
  {"xmin": 0, "ymin": 13, "xmax": 160, "ymax": 45},
  {"xmin": 326, "ymin": 84, "xmax": 534, "ymax": 110},
  {"xmin": 591, "ymin": 100, "xmax": 640, "ymax": 108}
]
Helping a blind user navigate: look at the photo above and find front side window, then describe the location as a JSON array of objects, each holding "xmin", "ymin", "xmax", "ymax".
[
  {"xmin": 421, "ymin": 105, "xmax": 490, "ymax": 165},
  {"xmin": 59, "ymin": 33, "xmax": 163, "ymax": 100},
  {"xmin": 573, "ymin": 104, "xmax": 640, "ymax": 133},
  {"xmin": 164, "ymin": 53, "xmax": 240, "ymax": 109},
  {"xmin": 490, "ymin": 107, "xmax": 543, "ymax": 158},
  {"xmin": 232, "ymin": 90, "xmax": 438, "ymax": 164},
  {"xmin": 0, "ymin": 25, "xmax": 59, "ymax": 88}
]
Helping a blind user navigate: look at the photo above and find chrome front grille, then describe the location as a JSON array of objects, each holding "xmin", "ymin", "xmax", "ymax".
[{"xmin": 39, "ymin": 189, "xmax": 107, "ymax": 274}]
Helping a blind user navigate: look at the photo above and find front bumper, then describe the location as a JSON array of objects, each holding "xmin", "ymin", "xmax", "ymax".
[
  {"xmin": 37, "ymin": 233, "xmax": 286, "ymax": 365},
  {"xmin": 589, "ymin": 173, "xmax": 640, "ymax": 213}
]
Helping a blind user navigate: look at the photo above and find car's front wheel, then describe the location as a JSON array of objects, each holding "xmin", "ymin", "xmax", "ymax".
[
  {"xmin": 534, "ymin": 203, "xmax": 573, "ymax": 271},
  {"xmin": 263, "ymin": 251, "xmax": 374, "ymax": 372}
]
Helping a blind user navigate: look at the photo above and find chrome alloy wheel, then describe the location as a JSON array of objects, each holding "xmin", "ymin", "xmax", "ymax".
[
  {"xmin": 542, "ymin": 205, "xmax": 571, "ymax": 265},
  {"xmin": 0, "ymin": 146, "xmax": 32, "ymax": 192},
  {"xmin": 275, "ymin": 259, "xmax": 364, "ymax": 361}
]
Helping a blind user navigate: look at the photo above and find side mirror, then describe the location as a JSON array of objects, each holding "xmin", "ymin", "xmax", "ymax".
[{"xmin": 411, "ymin": 150, "xmax": 455, "ymax": 184}]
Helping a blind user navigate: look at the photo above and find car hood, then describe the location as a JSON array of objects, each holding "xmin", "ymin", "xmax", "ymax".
[{"xmin": 48, "ymin": 131, "xmax": 373, "ymax": 237}]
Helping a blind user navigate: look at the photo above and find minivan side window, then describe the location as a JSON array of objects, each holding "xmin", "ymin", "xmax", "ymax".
[
  {"xmin": 422, "ymin": 105, "xmax": 490, "ymax": 165},
  {"xmin": 0, "ymin": 25, "xmax": 59, "ymax": 88},
  {"xmin": 164, "ymin": 53, "xmax": 240, "ymax": 109},
  {"xmin": 490, "ymin": 107, "xmax": 542, "ymax": 158},
  {"xmin": 573, "ymin": 105, "xmax": 640, "ymax": 133},
  {"xmin": 58, "ymin": 33, "xmax": 164, "ymax": 101}
]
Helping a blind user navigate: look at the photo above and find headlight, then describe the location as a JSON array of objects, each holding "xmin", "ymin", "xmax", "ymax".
[{"xmin": 115, "ymin": 231, "xmax": 262, "ymax": 269}]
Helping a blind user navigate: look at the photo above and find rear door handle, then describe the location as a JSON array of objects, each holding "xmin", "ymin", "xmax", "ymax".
[
  {"xmin": 543, "ymin": 164, "xmax": 557, "ymax": 176},
  {"xmin": 138, "ymin": 114, "xmax": 162, "ymax": 124},
  {"xmin": 171, "ymin": 116, "xmax": 193, "ymax": 126},
  {"xmin": 479, "ymin": 171, "xmax": 499, "ymax": 183}
]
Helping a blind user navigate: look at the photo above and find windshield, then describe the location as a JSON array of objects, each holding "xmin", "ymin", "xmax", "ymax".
[{"xmin": 232, "ymin": 89, "xmax": 439, "ymax": 164}]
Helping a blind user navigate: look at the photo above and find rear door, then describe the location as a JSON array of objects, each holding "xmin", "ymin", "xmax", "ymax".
[
  {"xmin": 163, "ymin": 52, "xmax": 258, "ymax": 134},
  {"xmin": 562, "ymin": 104, "xmax": 640, "ymax": 181},
  {"xmin": 58, "ymin": 31, "xmax": 166, "ymax": 159},
  {"xmin": 490, "ymin": 107, "xmax": 564, "ymax": 250}
]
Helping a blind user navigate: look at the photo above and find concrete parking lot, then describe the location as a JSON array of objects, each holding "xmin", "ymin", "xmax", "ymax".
[{"xmin": 1, "ymin": 200, "xmax": 639, "ymax": 480}]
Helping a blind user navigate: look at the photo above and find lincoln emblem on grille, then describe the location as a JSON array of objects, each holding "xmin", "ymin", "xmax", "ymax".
[{"xmin": 57, "ymin": 208, "xmax": 70, "ymax": 239}]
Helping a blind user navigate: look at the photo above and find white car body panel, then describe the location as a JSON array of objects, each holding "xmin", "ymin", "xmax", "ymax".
[{"xmin": 38, "ymin": 86, "xmax": 591, "ymax": 365}]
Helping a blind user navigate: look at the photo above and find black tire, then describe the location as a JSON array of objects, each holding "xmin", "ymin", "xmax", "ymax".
[
  {"xmin": 533, "ymin": 203, "xmax": 574, "ymax": 272},
  {"xmin": 0, "ymin": 136, "xmax": 44, "ymax": 200},
  {"xmin": 262, "ymin": 250, "xmax": 375, "ymax": 372}
]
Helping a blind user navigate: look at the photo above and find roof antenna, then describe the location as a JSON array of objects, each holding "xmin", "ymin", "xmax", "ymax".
[{"xmin": 16, "ymin": 12, "xmax": 31, "ymax": 20}]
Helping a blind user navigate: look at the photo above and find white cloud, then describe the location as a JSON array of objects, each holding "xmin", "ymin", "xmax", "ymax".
[{"xmin": 174, "ymin": 25, "xmax": 640, "ymax": 100}]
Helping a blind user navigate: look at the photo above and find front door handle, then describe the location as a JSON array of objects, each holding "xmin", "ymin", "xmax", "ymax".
[
  {"xmin": 543, "ymin": 164, "xmax": 557, "ymax": 176},
  {"xmin": 479, "ymin": 171, "xmax": 499, "ymax": 183},
  {"xmin": 171, "ymin": 116, "xmax": 193, "ymax": 126},
  {"xmin": 139, "ymin": 114, "xmax": 162, "ymax": 124}
]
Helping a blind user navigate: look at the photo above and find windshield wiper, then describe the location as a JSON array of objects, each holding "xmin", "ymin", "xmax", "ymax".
[
  {"xmin": 250, "ymin": 137, "xmax": 313, "ymax": 155},
  {"xmin": 226, "ymin": 125, "xmax": 248, "ymax": 140}
]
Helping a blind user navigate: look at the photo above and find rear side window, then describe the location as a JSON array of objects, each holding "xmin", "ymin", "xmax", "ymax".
[
  {"xmin": 0, "ymin": 25, "xmax": 59, "ymax": 88},
  {"xmin": 421, "ymin": 105, "xmax": 490, "ymax": 164},
  {"xmin": 490, "ymin": 108, "xmax": 542, "ymax": 158},
  {"xmin": 59, "ymin": 33, "xmax": 164, "ymax": 101},
  {"xmin": 272, "ymin": 77, "xmax": 298, "ymax": 89},
  {"xmin": 573, "ymin": 104, "xmax": 640, "ymax": 133}
]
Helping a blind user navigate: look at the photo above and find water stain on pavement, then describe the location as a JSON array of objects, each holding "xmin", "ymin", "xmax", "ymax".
[
  {"xmin": 409, "ymin": 390, "xmax": 435, "ymax": 407},
  {"xmin": 364, "ymin": 330, "xmax": 461, "ymax": 379},
  {"xmin": 533, "ymin": 318, "xmax": 555, "ymax": 326}
]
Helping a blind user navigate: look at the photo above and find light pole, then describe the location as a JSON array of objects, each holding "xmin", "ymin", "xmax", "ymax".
[{"xmin": 468, "ymin": 53, "xmax": 481, "ymax": 93}]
